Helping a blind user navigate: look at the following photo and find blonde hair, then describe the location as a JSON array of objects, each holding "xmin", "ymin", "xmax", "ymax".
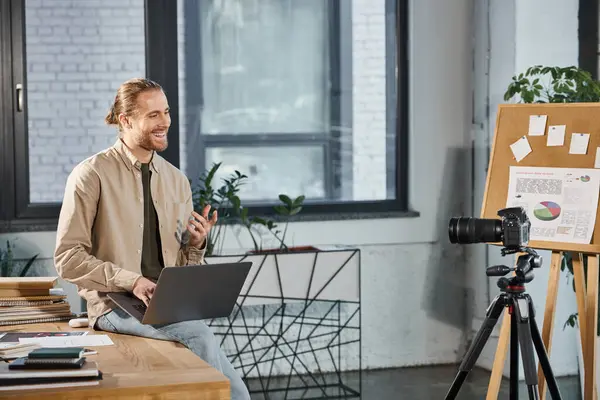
[{"xmin": 105, "ymin": 78, "xmax": 163, "ymax": 131}]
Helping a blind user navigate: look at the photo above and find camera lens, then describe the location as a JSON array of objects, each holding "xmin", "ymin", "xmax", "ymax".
[{"xmin": 448, "ymin": 217, "xmax": 503, "ymax": 244}]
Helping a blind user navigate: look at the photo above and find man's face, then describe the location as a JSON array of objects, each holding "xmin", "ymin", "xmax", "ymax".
[{"xmin": 124, "ymin": 89, "xmax": 171, "ymax": 152}]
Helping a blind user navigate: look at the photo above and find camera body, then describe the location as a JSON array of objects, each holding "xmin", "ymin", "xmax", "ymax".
[
  {"xmin": 496, "ymin": 207, "xmax": 531, "ymax": 249},
  {"xmin": 448, "ymin": 206, "xmax": 530, "ymax": 250}
]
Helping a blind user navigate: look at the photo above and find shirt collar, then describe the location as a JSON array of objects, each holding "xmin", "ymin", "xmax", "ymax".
[{"xmin": 113, "ymin": 139, "xmax": 160, "ymax": 174}]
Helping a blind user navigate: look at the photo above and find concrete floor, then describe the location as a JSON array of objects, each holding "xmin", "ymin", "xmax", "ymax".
[{"xmin": 246, "ymin": 364, "xmax": 581, "ymax": 399}]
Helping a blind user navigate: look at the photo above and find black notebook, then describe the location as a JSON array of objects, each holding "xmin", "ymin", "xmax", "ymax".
[{"xmin": 8, "ymin": 357, "xmax": 85, "ymax": 370}]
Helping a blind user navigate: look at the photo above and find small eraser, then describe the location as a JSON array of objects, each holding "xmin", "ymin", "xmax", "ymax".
[{"xmin": 69, "ymin": 318, "xmax": 89, "ymax": 328}]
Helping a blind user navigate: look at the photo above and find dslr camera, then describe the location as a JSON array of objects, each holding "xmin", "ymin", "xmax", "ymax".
[{"xmin": 448, "ymin": 206, "xmax": 530, "ymax": 253}]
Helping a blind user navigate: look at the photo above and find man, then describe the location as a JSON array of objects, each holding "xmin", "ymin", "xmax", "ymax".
[{"xmin": 54, "ymin": 78, "xmax": 250, "ymax": 400}]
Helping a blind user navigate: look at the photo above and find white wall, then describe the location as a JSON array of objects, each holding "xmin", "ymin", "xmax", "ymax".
[
  {"xmin": 2, "ymin": 0, "xmax": 475, "ymax": 372},
  {"xmin": 469, "ymin": 0, "xmax": 580, "ymax": 378}
]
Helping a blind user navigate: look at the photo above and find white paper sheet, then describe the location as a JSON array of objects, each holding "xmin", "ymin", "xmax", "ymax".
[
  {"xmin": 596, "ymin": 148, "xmax": 600, "ymax": 168},
  {"xmin": 506, "ymin": 166, "xmax": 600, "ymax": 244},
  {"xmin": 569, "ymin": 133, "xmax": 590, "ymax": 154},
  {"xmin": 19, "ymin": 335, "xmax": 114, "ymax": 347},
  {"xmin": 528, "ymin": 115, "xmax": 547, "ymax": 136},
  {"xmin": 547, "ymin": 125, "xmax": 566, "ymax": 146},
  {"xmin": 510, "ymin": 136, "xmax": 532, "ymax": 162}
]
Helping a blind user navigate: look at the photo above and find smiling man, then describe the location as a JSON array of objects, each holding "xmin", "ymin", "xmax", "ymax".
[{"xmin": 54, "ymin": 78, "xmax": 250, "ymax": 400}]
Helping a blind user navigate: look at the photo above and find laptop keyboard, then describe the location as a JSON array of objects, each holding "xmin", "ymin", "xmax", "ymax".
[{"xmin": 133, "ymin": 304, "xmax": 147, "ymax": 314}]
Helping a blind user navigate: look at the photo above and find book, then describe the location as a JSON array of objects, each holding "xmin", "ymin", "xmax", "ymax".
[
  {"xmin": 0, "ymin": 360, "xmax": 100, "ymax": 380},
  {"xmin": 9, "ymin": 357, "xmax": 86, "ymax": 370},
  {"xmin": 0, "ymin": 315, "xmax": 73, "ymax": 327},
  {"xmin": 0, "ymin": 343, "xmax": 40, "ymax": 359},
  {"xmin": 28, "ymin": 347, "xmax": 85, "ymax": 359},
  {"xmin": 0, "ymin": 302, "xmax": 71, "ymax": 314},
  {"xmin": 0, "ymin": 378, "xmax": 100, "ymax": 391},
  {"xmin": 0, "ymin": 288, "xmax": 53, "ymax": 297},
  {"xmin": 0, "ymin": 280, "xmax": 63, "ymax": 299},
  {"xmin": 0, "ymin": 295, "xmax": 67, "ymax": 306},
  {"xmin": 0, "ymin": 362, "xmax": 102, "ymax": 389},
  {"xmin": 0, "ymin": 277, "xmax": 57, "ymax": 289}
]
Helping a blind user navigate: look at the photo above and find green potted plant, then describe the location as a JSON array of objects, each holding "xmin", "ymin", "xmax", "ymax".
[
  {"xmin": 0, "ymin": 240, "xmax": 39, "ymax": 277},
  {"xmin": 191, "ymin": 162, "xmax": 308, "ymax": 256},
  {"xmin": 503, "ymin": 64, "xmax": 600, "ymax": 334}
]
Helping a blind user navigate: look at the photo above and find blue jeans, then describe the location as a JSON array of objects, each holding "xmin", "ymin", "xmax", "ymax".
[{"xmin": 95, "ymin": 308, "xmax": 250, "ymax": 400}]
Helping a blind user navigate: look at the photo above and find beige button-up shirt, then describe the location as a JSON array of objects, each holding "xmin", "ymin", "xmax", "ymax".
[{"xmin": 54, "ymin": 139, "xmax": 205, "ymax": 329}]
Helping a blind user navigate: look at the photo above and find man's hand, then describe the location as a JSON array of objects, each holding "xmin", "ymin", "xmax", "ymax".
[
  {"xmin": 188, "ymin": 205, "xmax": 218, "ymax": 249},
  {"xmin": 132, "ymin": 277, "xmax": 156, "ymax": 306}
]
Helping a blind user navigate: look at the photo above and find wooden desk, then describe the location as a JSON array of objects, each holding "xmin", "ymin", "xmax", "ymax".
[{"xmin": 0, "ymin": 322, "xmax": 230, "ymax": 399}]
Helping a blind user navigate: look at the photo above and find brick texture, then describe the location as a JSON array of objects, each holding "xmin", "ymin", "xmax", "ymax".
[
  {"xmin": 352, "ymin": 0, "xmax": 388, "ymax": 201},
  {"xmin": 26, "ymin": 0, "xmax": 389, "ymax": 203},
  {"xmin": 26, "ymin": 0, "xmax": 145, "ymax": 202}
]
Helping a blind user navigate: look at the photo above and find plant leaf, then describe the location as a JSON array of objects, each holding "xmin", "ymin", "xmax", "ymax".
[
  {"xmin": 278, "ymin": 194, "xmax": 293, "ymax": 207},
  {"xmin": 19, "ymin": 254, "xmax": 38, "ymax": 277}
]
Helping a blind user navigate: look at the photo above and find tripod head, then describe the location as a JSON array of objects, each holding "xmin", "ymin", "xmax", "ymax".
[{"xmin": 486, "ymin": 247, "xmax": 542, "ymax": 292}]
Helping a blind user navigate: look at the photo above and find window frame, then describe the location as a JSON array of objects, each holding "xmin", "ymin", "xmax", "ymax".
[
  {"xmin": 578, "ymin": 0, "xmax": 598, "ymax": 79},
  {"xmin": 0, "ymin": 0, "xmax": 412, "ymax": 233},
  {"xmin": 184, "ymin": 0, "xmax": 342, "ymax": 201}
]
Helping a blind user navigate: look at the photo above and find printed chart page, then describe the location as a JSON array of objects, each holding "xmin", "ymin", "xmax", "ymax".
[{"xmin": 506, "ymin": 166, "xmax": 600, "ymax": 244}]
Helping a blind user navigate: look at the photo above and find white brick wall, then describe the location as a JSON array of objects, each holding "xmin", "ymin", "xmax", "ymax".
[
  {"xmin": 352, "ymin": 0, "xmax": 388, "ymax": 201},
  {"xmin": 26, "ymin": 0, "xmax": 145, "ymax": 203},
  {"xmin": 26, "ymin": 0, "xmax": 389, "ymax": 203}
]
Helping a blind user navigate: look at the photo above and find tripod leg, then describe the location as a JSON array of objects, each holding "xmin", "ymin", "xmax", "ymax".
[
  {"xmin": 526, "ymin": 295, "xmax": 563, "ymax": 400},
  {"xmin": 513, "ymin": 297, "xmax": 540, "ymax": 400},
  {"xmin": 445, "ymin": 294, "xmax": 506, "ymax": 400},
  {"xmin": 510, "ymin": 309, "xmax": 519, "ymax": 399}
]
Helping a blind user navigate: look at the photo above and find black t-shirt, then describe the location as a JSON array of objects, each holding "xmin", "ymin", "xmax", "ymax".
[{"xmin": 140, "ymin": 163, "xmax": 164, "ymax": 281}]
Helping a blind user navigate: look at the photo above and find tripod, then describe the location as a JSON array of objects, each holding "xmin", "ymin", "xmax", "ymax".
[{"xmin": 445, "ymin": 249, "xmax": 562, "ymax": 400}]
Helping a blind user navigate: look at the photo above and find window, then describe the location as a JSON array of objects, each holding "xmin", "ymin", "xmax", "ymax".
[
  {"xmin": 178, "ymin": 0, "xmax": 408, "ymax": 212},
  {"xmin": 0, "ymin": 0, "xmax": 409, "ymax": 232},
  {"xmin": 0, "ymin": 0, "xmax": 150, "ymax": 226}
]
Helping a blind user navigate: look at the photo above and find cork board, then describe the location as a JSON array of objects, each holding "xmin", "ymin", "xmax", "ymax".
[{"xmin": 481, "ymin": 103, "xmax": 600, "ymax": 254}]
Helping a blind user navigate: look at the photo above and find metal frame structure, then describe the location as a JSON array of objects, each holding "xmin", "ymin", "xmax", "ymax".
[{"xmin": 206, "ymin": 248, "xmax": 361, "ymax": 399}]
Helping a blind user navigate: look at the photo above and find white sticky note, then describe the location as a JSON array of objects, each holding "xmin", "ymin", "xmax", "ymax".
[
  {"xmin": 546, "ymin": 125, "xmax": 566, "ymax": 146},
  {"xmin": 595, "ymin": 148, "xmax": 600, "ymax": 168},
  {"xmin": 528, "ymin": 115, "xmax": 547, "ymax": 136},
  {"xmin": 510, "ymin": 136, "xmax": 532, "ymax": 162},
  {"xmin": 569, "ymin": 133, "xmax": 590, "ymax": 155}
]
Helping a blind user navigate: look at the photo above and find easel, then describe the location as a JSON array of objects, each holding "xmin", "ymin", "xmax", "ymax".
[{"xmin": 480, "ymin": 103, "xmax": 600, "ymax": 400}]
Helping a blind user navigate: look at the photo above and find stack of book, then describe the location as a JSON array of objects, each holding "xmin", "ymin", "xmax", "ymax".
[
  {"xmin": 0, "ymin": 277, "xmax": 73, "ymax": 326},
  {"xmin": 0, "ymin": 343, "xmax": 41, "ymax": 360},
  {"xmin": 0, "ymin": 347, "xmax": 102, "ymax": 390}
]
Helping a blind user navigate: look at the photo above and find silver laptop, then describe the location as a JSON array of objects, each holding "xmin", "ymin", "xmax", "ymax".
[{"xmin": 107, "ymin": 262, "xmax": 252, "ymax": 325}]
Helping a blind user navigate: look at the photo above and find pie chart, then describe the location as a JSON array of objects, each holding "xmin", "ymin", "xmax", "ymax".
[{"xmin": 533, "ymin": 201, "xmax": 561, "ymax": 221}]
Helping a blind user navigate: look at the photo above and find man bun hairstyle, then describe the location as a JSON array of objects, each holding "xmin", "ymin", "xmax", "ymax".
[{"xmin": 104, "ymin": 78, "xmax": 163, "ymax": 131}]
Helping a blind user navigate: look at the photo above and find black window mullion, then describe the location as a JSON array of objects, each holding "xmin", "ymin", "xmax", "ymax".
[
  {"xmin": 327, "ymin": 0, "xmax": 342, "ymax": 201},
  {"xmin": 183, "ymin": 0, "xmax": 205, "ymax": 182},
  {"xmin": 145, "ymin": 0, "xmax": 180, "ymax": 168},
  {"xmin": 0, "ymin": 0, "xmax": 15, "ymax": 223},
  {"xmin": 11, "ymin": 0, "xmax": 31, "ymax": 219},
  {"xmin": 395, "ymin": 0, "xmax": 409, "ymax": 210},
  {"xmin": 578, "ymin": 0, "xmax": 598, "ymax": 79},
  {"xmin": 202, "ymin": 133, "xmax": 329, "ymax": 148}
]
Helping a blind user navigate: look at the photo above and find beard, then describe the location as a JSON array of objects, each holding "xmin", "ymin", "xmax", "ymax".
[{"xmin": 136, "ymin": 126, "xmax": 169, "ymax": 152}]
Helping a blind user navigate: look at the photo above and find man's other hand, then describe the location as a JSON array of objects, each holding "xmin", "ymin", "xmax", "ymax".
[
  {"xmin": 132, "ymin": 277, "xmax": 156, "ymax": 306},
  {"xmin": 188, "ymin": 205, "xmax": 218, "ymax": 249}
]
